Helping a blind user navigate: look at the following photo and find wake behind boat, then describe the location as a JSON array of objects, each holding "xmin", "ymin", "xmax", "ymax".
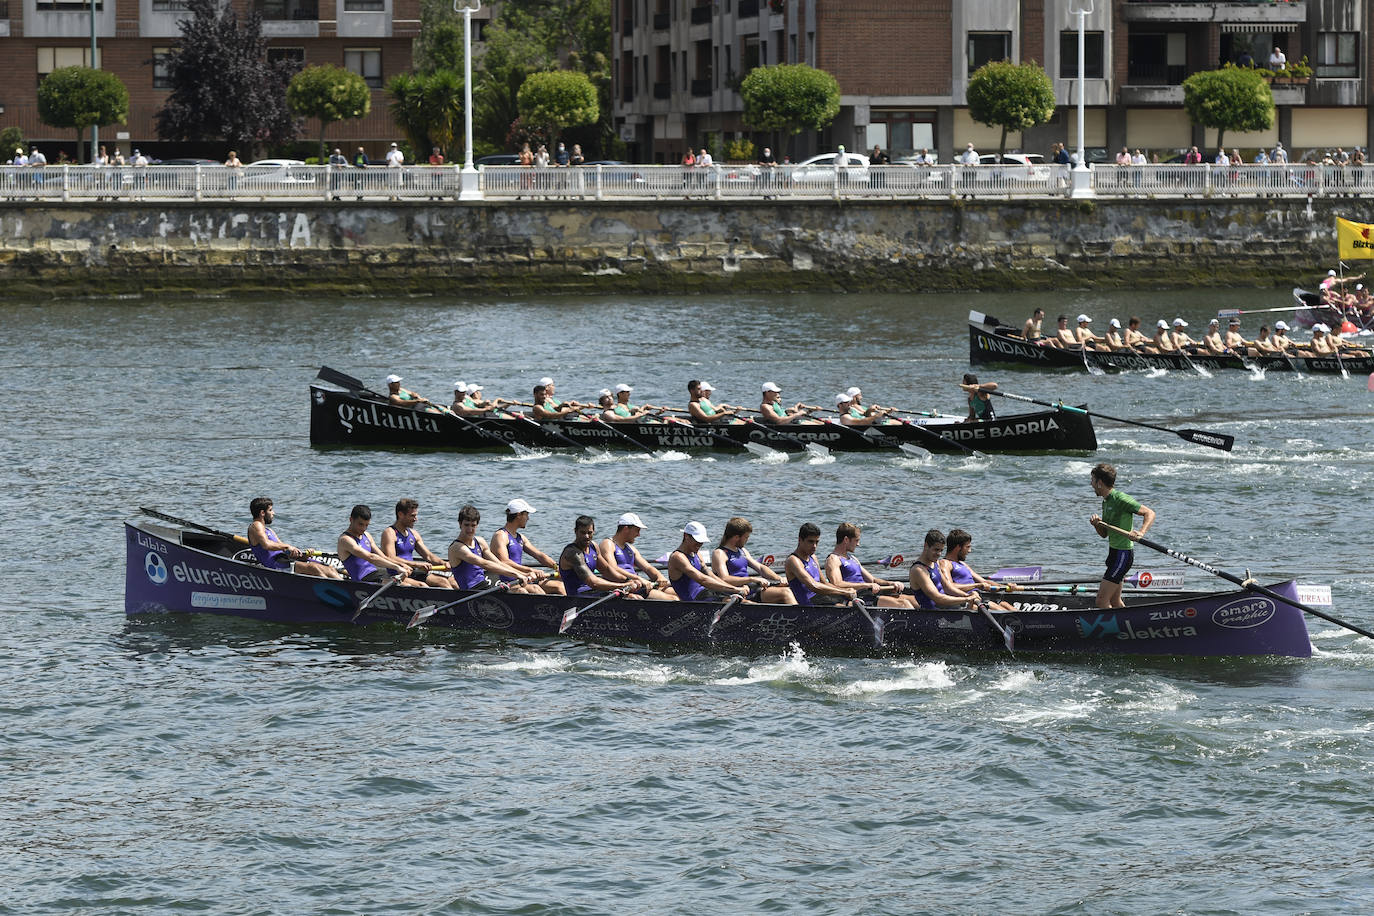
[
  {"xmin": 126, "ymin": 516, "xmax": 1314, "ymax": 658},
  {"xmin": 310, "ymin": 368, "xmax": 1098, "ymax": 455},
  {"xmin": 968, "ymin": 311, "xmax": 1374, "ymax": 374}
]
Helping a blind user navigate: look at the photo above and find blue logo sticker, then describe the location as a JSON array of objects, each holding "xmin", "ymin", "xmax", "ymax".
[{"xmin": 145, "ymin": 552, "xmax": 168, "ymax": 585}]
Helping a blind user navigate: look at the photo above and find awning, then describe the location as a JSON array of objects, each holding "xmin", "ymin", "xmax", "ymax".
[{"xmin": 1221, "ymin": 23, "xmax": 1299, "ymax": 33}]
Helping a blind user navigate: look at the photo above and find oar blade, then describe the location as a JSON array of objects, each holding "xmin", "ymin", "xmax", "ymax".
[
  {"xmin": 897, "ymin": 443, "xmax": 930, "ymax": 459},
  {"xmin": 1178, "ymin": 429, "xmax": 1234, "ymax": 452},
  {"xmin": 743, "ymin": 441, "xmax": 780, "ymax": 458},
  {"xmin": 804, "ymin": 443, "xmax": 831, "ymax": 459},
  {"xmin": 558, "ymin": 607, "xmax": 579, "ymax": 634},
  {"xmin": 406, "ymin": 605, "xmax": 439, "ymax": 629}
]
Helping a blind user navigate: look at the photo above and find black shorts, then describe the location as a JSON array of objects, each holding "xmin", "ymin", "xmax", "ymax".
[{"xmin": 1103, "ymin": 548, "xmax": 1134, "ymax": 584}]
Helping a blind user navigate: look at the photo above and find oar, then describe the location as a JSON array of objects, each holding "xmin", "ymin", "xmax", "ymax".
[
  {"xmin": 1078, "ymin": 344, "xmax": 1106, "ymax": 377},
  {"xmin": 1100, "ymin": 523, "xmax": 1374, "ymax": 642},
  {"xmin": 707, "ymin": 593, "xmax": 744, "ymax": 638},
  {"xmin": 978, "ymin": 389, "xmax": 1234, "ymax": 452},
  {"xmin": 738, "ymin": 414, "xmax": 830, "ymax": 459},
  {"xmin": 139, "ymin": 507, "xmax": 247, "ymax": 544},
  {"xmin": 850, "ymin": 598, "xmax": 885, "ymax": 648},
  {"xmin": 1333, "ymin": 341, "xmax": 1350, "ymax": 379},
  {"xmin": 807, "ymin": 408, "xmax": 946, "ymax": 459},
  {"xmin": 977, "ymin": 603, "xmax": 1015, "ymax": 654},
  {"xmin": 351, "ymin": 570, "xmax": 407, "ymax": 623},
  {"xmin": 892, "ymin": 417, "xmax": 987, "ymax": 459},
  {"xmin": 585, "ymin": 417, "xmax": 665, "ymax": 457},
  {"xmin": 559, "ymin": 588, "xmax": 627, "ymax": 633},
  {"xmin": 666, "ymin": 417, "xmax": 781, "ymax": 459},
  {"xmin": 406, "ymin": 581, "xmax": 510, "ymax": 629},
  {"xmin": 508, "ymin": 411, "xmax": 602, "ymax": 454},
  {"xmin": 1175, "ymin": 345, "xmax": 1211, "ymax": 378},
  {"xmin": 1217, "ymin": 306, "xmax": 1306, "ymax": 318}
]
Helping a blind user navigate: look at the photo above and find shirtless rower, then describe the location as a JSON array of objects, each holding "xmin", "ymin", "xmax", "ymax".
[
  {"xmin": 559, "ymin": 515, "xmax": 633, "ymax": 597},
  {"xmin": 1050, "ymin": 314, "xmax": 1078, "ymax": 348},
  {"xmin": 449, "ymin": 504, "xmax": 541, "ymax": 593},
  {"xmin": 757, "ymin": 381, "xmax": 813, "ymax": 424},
  {"xmin": 786, "ymin": 523, "xmax": 858, "ymax": 606},
  {"xmin": 1151, "ymin": 320, "xmax": 1177, "ymax": 352},
  {"xmin": 453, "ymin": 382, "xmax": 509, "ymax": 417},
  {"xmin": 1103, "ymin": 319, "xmax": 1132, "ymax": 352},
  {"xmin": 908, "ymin": 529, "xmax": 980, "ymax": 611},
  {"xmin": 1124, "ymin": 316, "xmax": 1153, "ymax": 351},
  {"xmin": 962, "ymin": 373, "xmax": 996, "ymax": 421},
  {"xmin": 1271, "ymin": 320, "xmax": 1296, "ymax": 353},
  {"xmin": 1021, "ymin": 307, "xmax": 1047, "ymax": 343},
  {"xmin": 609, "ymin": 383, "xmax": 660, "ymax": 422},
  {"xmin": 490, "ymin": 498, "xmax": 564, "ymax": 595},
  {"xmin": 711, "ymin": 516, "xmax": 796, "ymax": 604},
  {"xmin": 1252, "ymin": 324, "xmax": 1280, "ymax": 355},
  {"xmin": 381, "ymin": 498, "xmax": 455, "ymax": 588},
  {"xmin": 531, "ymin": 383, "xmax": 583, "ymax": 420},
  {"xmin": 1223, "ymin": 318, "xmax": 1252, "ymax": 355},
  {"xmin": 1170, "ymin": 318, "xmax": 1199, "ymax": 351},
  {"xmin": 687, "ymin": 379, "xmax": 740, "ymax": 423},
  {"xmin": 386, "ymin": 374, "xmax": 440, "ymax": 412},
  {"xmin": 247, "ymin": 497, "xmax": 342, "ymax": 579},
  {"xmin": 1074, "ymin": 314, "xmax": 1105, "ymax": 350},
  {"xmin": 667, "ymin": 521, "xmax": 750, "ymax": 601},
  {"xmin": 938, "ymin": 529, "xmax": 1017, "ymax": 611},
  {"xmin": 597, "ymin": 512, "xmax": 677, "ymax": 600},
  {"xmin": 825, "ymin": 522, "xmax": 914, "ymax": 608},
  {"xmin": 338, "ymin": 504, "xmax": 415, "ymax": 583},
  {"xmin": 1199, "ymin": 319, "xmax": 1229, "ymax": 355}
]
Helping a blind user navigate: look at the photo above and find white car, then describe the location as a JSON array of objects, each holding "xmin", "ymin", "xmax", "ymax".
[
  {"xmin": 243, "ymin": 158, "xmax": 316, "ymax": 184},
  {"xmin": 788, "ymin": 152, "xmax": 870, "ymax": 183},
  {"xmin": 976, "ymin": 153, "xmax": 1052, "ymax": 181}
]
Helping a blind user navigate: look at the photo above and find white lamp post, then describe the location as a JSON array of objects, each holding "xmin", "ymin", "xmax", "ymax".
[
  {"xmin": 90, "ymin": 0, "xmax": 99, "ymax": 163},
  {"xmin": 455, "ymin": 0, "xmax": 482, "ymax": 199},
  {"xmin": 1068, "ymin": 0, "xmax": 1094, "ymax": 197}
]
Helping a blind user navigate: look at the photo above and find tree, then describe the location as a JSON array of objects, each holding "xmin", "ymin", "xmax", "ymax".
[
  {"xmin": 35, "ymin": 67, "xmax": 129, "ymax": 163},
  {"xmin": 1182, "ymin": 65, "xmax": 1275, "ymax": 151},
  {"xmin": 387, "ymin": 70, "xmax": 464, "ymax": 159},
  {"xmin": 287, "ymin": 64, "xmax": 372, "ymax": 162},
  {"xmin": 740, "ymin": 64, "xmax": 841, "ymax": 155},
  {"xmin": 516, "ymin": 70, "xmax": 599, "ymax": 148},
  {"xmin": 966, "ymin": 60, "xmax": 1056, "ymax": 159},
  {"xmin": 154, "ymin": 0, "xmax": 297, "ymax": 158}
]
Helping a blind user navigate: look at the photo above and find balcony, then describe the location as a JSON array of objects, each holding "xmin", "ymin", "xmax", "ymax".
[
  {"xmin": 1121, "ymin": 0, "xmax": 1305, "ymax": 25},
  {"xmin": 653, "ymin": 81, "xmax": 670, "ymax": 99},
  {"xmin": 690, "ymin": 3, "xmax": 711, "ymax": 24},
  {"xmin": 653, "ymin": 10, "xmax": 668, "ymax": 29},
  {"xmin": 1269, "ymin": 83, "xmax": 1308, "ymax": 106},
  {"xmin": 1119, "ymin": 84, "xmax": 1184, "ymax": 104},
  {"xmin": 738, "ymin": 0, "xmax": 758, "ymax": 16},
  {"xmin": 691, "ymin": 78, "xmax": 711, "ymax": 96}
]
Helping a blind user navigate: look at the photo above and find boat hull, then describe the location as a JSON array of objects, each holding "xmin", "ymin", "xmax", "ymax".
[
  {"xmin": 310, "ymin": 384, "xmax": 1096, "ymax": 454},
  {"xmin": 125, "ymin": 523, "xmax": 1313, "ymax": 658},
  {"xmin": 968, "ymin": 319, "xmax": 1373, "ymax": 374}
]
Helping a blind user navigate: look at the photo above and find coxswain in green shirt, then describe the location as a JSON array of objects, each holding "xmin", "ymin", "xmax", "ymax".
[{"xmin": 1088, "ymin": 462, "xmax": 1157, "ymax": 609}]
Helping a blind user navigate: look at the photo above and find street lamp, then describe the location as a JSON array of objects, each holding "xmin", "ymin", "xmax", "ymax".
[
  {"xmin": 454, "ymin": 0, "xmax": 481, "ymax": 198},
  {"xmin": 1069, "ymin": 0, "xmax": 1093, "ymax": 197},
  {"xmin": 90, "ymin": 0, "xmax": 99, "ymax": 163}
]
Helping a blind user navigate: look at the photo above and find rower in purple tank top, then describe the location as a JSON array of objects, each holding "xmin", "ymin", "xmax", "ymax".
[
  {"xmin": 595, "ymin": 513, "xmax": 675, "ymax": 600},
  {"xmin": 336, "ymin": 504, "xmax": 412, "ymax": 584},
  {"xmin": 825, "ymin": 522, "xmax": 914, "ymax": 608},
  {"xmin": 710, "ymin": 517, "xmax": 796, "ymax": 604},
  {"xmin": 246, "ymin": 497, "xmax": 341, "ymax": 579},
  {"xmin": 448, "ymin": 504, "xmax": 538, "ymax": 593},
  {"xmin": 938, "ymin": 528, "xmax": 1018, "ymax": 611},
  {"xmin": 558, "ymin": 515, "xmax": 631, "ymax": 598},
  {"xmin": 784, "ymin": 523, "xmax": 857, "ymax": 606},
  {"xmin": 908, "ymin": 529, "xmax": 979, "ymax": 611},
  {"xmin": 490, "ymin": 499, "xmax": 563, "ymax": 595},
  {"xmin": 666, "ymin": 521, "xmax": 749, "ymax": 603},
  {"xmin": 382, "ymin": 498, "xmax": 456, "ymax": 589}
]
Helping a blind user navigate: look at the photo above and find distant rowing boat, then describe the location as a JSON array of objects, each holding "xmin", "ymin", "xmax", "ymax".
[
  {"xmin": 125, "ymin": 518, "xmax": 1313, "ymax": 658},
  {"xmin": 310, "ymin": 370, "xmax": 1098, "ymax": 455},
  {"xmin": 968, "ymin": 311, "xmax": 1373, "ymax": 374}
]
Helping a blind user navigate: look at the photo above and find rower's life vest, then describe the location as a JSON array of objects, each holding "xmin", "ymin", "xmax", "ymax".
[
  {"xmin": 450, "ymin": 539, "xmax": 488, "ymax": 589},
  {"xmin": 252, "ymin": 526, "xmax": 289, "ymax": 571},
  {"xmin": 913, "ymin": 560, "xmax": 945, "ymax": 610},
  {"xmin": 343, "ymin": 531, "xmax": 378, "ymax": 581},
  {"xmin": 670, "ymin": 551, "xmax": 706, "ymax": 601},
  {"xmin": 560, "ymin": 543, "xmax": 598, "ymax": 596},
  {"xmin": 788, "ymin": 555, "xmax": 821, "ymax": 605}
]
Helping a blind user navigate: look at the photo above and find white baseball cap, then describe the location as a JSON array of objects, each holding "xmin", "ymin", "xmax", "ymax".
[
  {"xmin": 538, "ymin": 376, "xmax": 554, "ymax": 387},
  {"xmin": 845, "ymin": 386, "xmax": 862, "ymax": 398},
  {"xmin": 700, "ymin": 381, "xmax": 715, "ymax": 392},
  {"xmin": 834, "ymin": 392, "xmax": 850, "ymax": 405},
  {"xmin": 598, "ymin": 388, "xmax": 612, "ymax": 399},
  {"xmin": 1208, "ymin": 318, "xmax": 1219, "ymax": 326},
  {"xmin": 681, "ymin": 521, "xmax": 708, "ymax": 542},
  {"xmin": 762, "ymin": 381, "xmax": 782, "ymax": 393},
  {"xmin": 1173, "ymin": 318, "xmax": 1188, "ymax": 328},
  {"xmin": 1157, "ymin": 320, "xmax": 1169, "ymax": 329},
  {"xmin": 1077, "ymin": 314, "xmax": 1092, "ymax": 323},
  {"xmin": 467, "ymin": 383, "xmax": 483, "ymax": 393},
  {"xmin": 453, "ymin": 380, "xmax": 466, "ymax": 390},
  {"xmin": 614, "ymin": 383, "xmax": 633, "ymax": 393},
  {"xmin": 1109, "ymin": 318, "xmax": 1121, "ymax": 329},
  {"xmin": 1329, "ymin": 269, "xmax": 1337, "ymax": 276},
  {"xmin": 506, "ymin": 498, "xmax": 536, "ymax": 515},
  {"xmin": 1275, "ymin": 320, "xmax": 1290, "ymax": 330},
  {"xmin": 1313, "ymin": 323, "xmax": 1328, "ymax": 333},
  {"xmin": 386, "ymin": 374, "xmax": 402, "ymax": 384},
  {"xmin": 617, "ymin": 512, "xmax": 646, "ymax": 529}
]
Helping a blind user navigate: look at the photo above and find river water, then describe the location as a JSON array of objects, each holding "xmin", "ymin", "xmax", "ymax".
[{"xmin": 3, "ymin": 289, "xmax": 1373, "ymax": 914}]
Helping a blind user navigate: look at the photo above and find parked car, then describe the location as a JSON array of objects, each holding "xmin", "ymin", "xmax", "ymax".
[
  {"xmin": 977, "ymin": 152, "xmax": 1051, "ymax": 180},
  {"xmin": 475, "ymin": 154, "xmax": 521, "ymax": 167},
  {"xmin": 157, "ymin": 158, "xmax": 221, "ymax": 166},
  {"xmin": 787, "ymin": 152, "xmax": 870, "ymax": 183},
  {"xmin": 243, "ymin": 158, "xmax": 315, "ymax": 183}
]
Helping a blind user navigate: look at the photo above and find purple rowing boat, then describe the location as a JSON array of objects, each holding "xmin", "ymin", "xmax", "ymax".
[{"xmin": 125, "ymin": 519, "xmax": 1314, "ymax": 658}]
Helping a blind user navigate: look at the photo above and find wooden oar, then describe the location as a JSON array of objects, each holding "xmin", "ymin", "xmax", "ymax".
[
  {"xmin": 665, "ymin": 417, "xmax": 781, "ymax": 459},
  {"xmin": 977, "ymin": 389, "xmax": 1234, "ymax": 452},
  {"xmin": 406, "ymin": 581, "xmax": 510, "ymax": 629},
  {"xmin": 1100, "ymin": 523, "xmax": 1374, "ymax": 642},
  {"xmin": 559, "ymin": 588, "xmax": 627, "ymax": 633},
  {"xmin": 351, "ymin": 570, "xmax": 407, "ymax": 623}
]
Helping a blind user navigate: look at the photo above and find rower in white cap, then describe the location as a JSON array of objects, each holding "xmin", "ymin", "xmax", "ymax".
[
  {"xmin": 386, "ymin": 374, "xmax": 440, "ymax": 411},
  {"xmin": 756, "ymin": 381, "xmax": 813, "ymax": 424},
  {"xmin": 610, "ymin": 383, "xmax": 661, "ymax": 422},
  {"xmin": 490, "ymin": 498, "xmax": 564, "ymax": 595},
  {"xmin": 1170, "ymin": 318, "xmax": 1198, "ymax": 352},
  {"xmin": 1074, "ymin": 314, "xmax": 1105, "ymax": 350},
  {"xmin": 836, "ymin": 389, "xmax": 896, "ymax": 426},
  {"xmin": 1199, "ymin": 318, "xmax": 1229, "ymax": 355},
  {"xmin": 1151, "ymin": 319, "xmax": 1177, "ymax": 352},
  {"xmin": 531, "ymin": 378, "xmax": 583, "ymax": 420},
  {"xmin": 687, "ymin": 379, "xmax": 739, "ymax": 422},
  {"xmin": 1271, "ymin": 320, "xmax": 1296, "ymax": 354},
  {"xmin": 597, "ymin": 512, "xmax": 676, "ymax": 600},
  {"xmin": 666, "ymin": 521, "xmax": 750, "ymax": 601}
]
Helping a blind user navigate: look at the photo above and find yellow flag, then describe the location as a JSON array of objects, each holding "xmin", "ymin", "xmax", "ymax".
[{"xmin": 1336, "ymin": 217, "xmax": 1374, "ymax": 260}]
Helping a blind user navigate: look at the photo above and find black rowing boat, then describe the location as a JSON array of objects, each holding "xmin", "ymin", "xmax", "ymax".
[
  {"xmin": 310, "ymin": 369, "xmax": 1097, "ymax": 454},
  {"xmin": 967, "ymin": 311, "xmax": 1374, "ymax": 374}
]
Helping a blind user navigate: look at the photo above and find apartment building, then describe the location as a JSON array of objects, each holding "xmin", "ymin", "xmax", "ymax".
[
  {"xmin": 612, "ymin": 0, "xmax": 1370, "ymax": 163},
  {"xmin": 0, "ymin": 0, "xmax": 482, "ymax": 158}
]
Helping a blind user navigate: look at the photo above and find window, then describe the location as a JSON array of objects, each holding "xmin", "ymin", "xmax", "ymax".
[
  {"xmin": 1060, "ymin": 31, "xmax": 1104, "ymax": 79},
  {"xmin": 151, "ymin": 0, "xmax": 189, "ymax": 10},
  {"xmin": 1316, "ymin": 31, "xmax": 1357, "ymax": 78},
  {"xmin": 35, "ymin": 0, "xmax": 102, "ymax": 10},
  {"xmin": 968, "ymin": 31, "xmax": 1010, "ymax": 75},
  {"xmin": 344, "ymin": 0, "xmax": 385, "ymax": 9},
  {"xmin": 153, "ymin": 47, "xmax": 173, "ymax": 89},
  {"xmin": 37, "ymin": 47, "xmax": 100, "ymax": 85},
  {"xmin": 344, "ymin": 47, "xmax": 382, "ymax": 88},
  {"xmin": 268, "ymin": 47, "xmax": 305, "ymax": 74}
]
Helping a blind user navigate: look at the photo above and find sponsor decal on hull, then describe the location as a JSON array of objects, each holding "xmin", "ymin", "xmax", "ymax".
[
  {"xmin": 171, "ymin": 561, "xmax": 275, "ymax": 593},
  {"xmin": 191, "ymin": 592, "xmax": 268, "ymax": 611},
  {"xmin": 1076, "ymin": 613, "xmax": 1198, "ymax": 641},
  {"xmin": 976, "ymin": 335, "xmax": 1051, "ymax": 360},
  {"xmin": 941, "ymin": 417, "xmax": 1062, "ymax": 442},
  {"xmin": 335, "ymin": 401, "xmax": 443, "ymax": 436},
  {"xmin": 1211, "ymin": 597, "xmax": 1276, "ymax": 629}
]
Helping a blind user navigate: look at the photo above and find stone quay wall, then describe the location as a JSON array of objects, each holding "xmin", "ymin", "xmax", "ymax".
[{"xmin": 0, "ymin": 197, "xmax": 1357, "ymax": 297}]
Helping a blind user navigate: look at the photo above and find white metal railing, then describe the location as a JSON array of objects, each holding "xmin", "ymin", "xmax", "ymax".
[{"xmin": 2, "ymin": 162, "xmax": 1371, "ymax": 201}]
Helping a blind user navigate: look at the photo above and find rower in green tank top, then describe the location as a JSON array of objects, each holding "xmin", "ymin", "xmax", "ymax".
[
  {"xmin": 835, "ymin": 388, "xmax": 897, "ymax": 425},
  {"xmin": 531, "ymin": 380, "xmax": 584, "ymax": 420},
  {"xmin": 756, "ymin": 381, "xmax": 814, "ymax": 424},
  {"xmin": 609, "ymin": 383, "xmax": 660, "ymax": 422},
  {"xmin": 687, "ymin": 380, "xmax": 741, "ymax": 423}
]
